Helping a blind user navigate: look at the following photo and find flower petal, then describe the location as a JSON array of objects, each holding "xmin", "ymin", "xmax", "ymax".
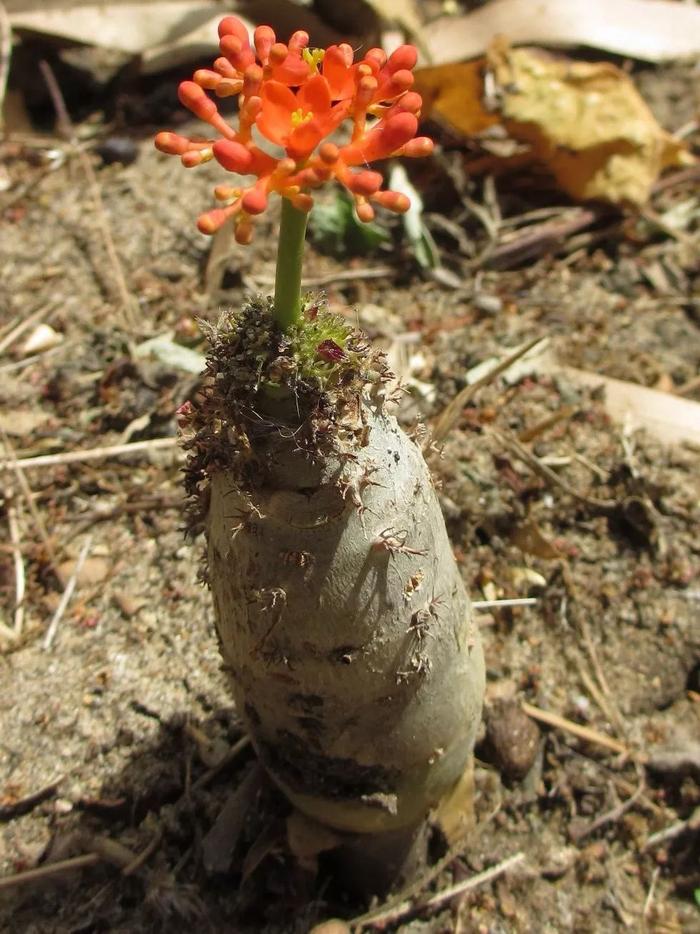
[
  {"xmin": 286, "ymin": 121, "xmax": 323, "ymax": 159},
  {"xmin": 257, "ymin": 81, "xmax": 297, "ymax": 145},
  {"xmin": 298, "ymin": 74, "xmax": 332, "ymax": 116},
  {"xmin": 322, "ymin": 44, "xmax": 356, "ymax": 100}
]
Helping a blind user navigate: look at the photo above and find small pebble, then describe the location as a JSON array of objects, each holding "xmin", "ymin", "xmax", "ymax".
[
  {"xmin": 485, "ymin": 699, "xmax": 540, "ymax": 780},
  {"xmin": 473, "ymin": 293, "xmax": 503, "ymax": 315},
  {"xmin": 95, "ymin": 137, "xmax": 139, "ymax": 166},
  {"xmin": 308, "ymin": 923, "xmax": 351, "ymax": 934}
]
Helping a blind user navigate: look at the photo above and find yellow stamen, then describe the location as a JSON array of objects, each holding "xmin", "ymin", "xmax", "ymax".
[
  {"xmin": 302, "ymin": 48, "xmax": 325, "ymax": 73},
  {"xmin": 291, "ymin": 108, "xmax": 314, "ymax": 127}
]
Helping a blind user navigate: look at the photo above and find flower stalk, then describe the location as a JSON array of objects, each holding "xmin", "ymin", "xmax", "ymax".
[{"xmin": 273, "ymin": 196, "xmax": 308, "ymax": 329}]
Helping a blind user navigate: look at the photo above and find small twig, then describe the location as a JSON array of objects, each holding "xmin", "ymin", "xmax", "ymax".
[
  {"xmin": 644, "ymin": 806, "xmax": 700, "ymax": 850},
  {"xmin": 578, "ymin": 615, "xmax": 626, "ymax": 737},
  {"xmin": 43, "ymin": 535, "xmax": 92, "ymax": 650},
  {"xmin": 570, "ymin": 778, "xmax": 646, "ymax": 843},
  {"xmin": 496, "ymin": 430, "xmax": 617, "ymax": 512},
  {"xmin": 472, "ymin": 597, "xmax": 538, "ymax": 610},
  {"xmin": 642, "ymin": 866, "xmax": 660, "ymax": 922},
  {"xmin": 122, "ymin": 828, "xmax": 163, "ymax": 876},
  {"xmin": 6, "ymin": 492, "xmax": 25, "ymax": 637},
  {"xmin": 191, "ymin": 734, "xmax": 252, "ymax": 792},
  {"xmin": 432, "ymin": 335, "xmax": 547, "ymax": 444},
  {"xmin": 0, "ymin": 436, "xmax": 178, "ymax": 472},
  {"xmin": 353, "ymin": 852, "xmax": 525, "ymax": 929},
  {"xmin": 0, "ymin": 429, "xmax": 60, "ymax": 570},
  {"xmin": 521, "ymin": 701, "xmax": 629, "ymax": 756},
  {"xmin": 486, "ymin": 208, "xmax": 611, "ymax": 269},
  {"xmin": 0, "ymin": 778, "xmax": 60, "ymax": 821},
  {"xmin": 38, "ymin": 60, "xmax": 138, "ymax": 330},
  {"xmin": 249, "ymin": 265, "xmax": 395, "ymax": 289},
  {"xmin": 0, "ymin": 853, "xmax": 100, "ymax": 890}
]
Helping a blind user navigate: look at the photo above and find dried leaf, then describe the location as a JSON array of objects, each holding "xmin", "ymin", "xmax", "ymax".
[
  {"xmin": 432, "ymin": 756, "xmax": 475, "ymax": 845},
  {"xmin": 424, "ymin": 0, "xmax": 700, "ymax": 66},
  {"xmin": 417, "ymin": 41, "xmax": 694, "ymax": 207},
  {"xmin": 286, "ymin": 810, "xmax": 341, "ymax": 872},
  {"xmin": 518, "ymin": 347, "xmax": 700, "ymax": 446},
  {"xmin": 510, "ymin": 521, "xmax": 562, "ymax": 559}
]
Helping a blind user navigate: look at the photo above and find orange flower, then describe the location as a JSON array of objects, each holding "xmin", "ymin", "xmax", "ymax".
[
  {"xmin": 154, "ymin": 17, "xmax": 433, "ymax": 243},
  {"xmin": 256, "ymin": 75, "xmax": 351, "ymax": 160}
]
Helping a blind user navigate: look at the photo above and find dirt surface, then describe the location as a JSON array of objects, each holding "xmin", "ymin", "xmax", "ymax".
[{"xmin": 1, "ymin": 35, "xmax": 699, "ymax": 934}]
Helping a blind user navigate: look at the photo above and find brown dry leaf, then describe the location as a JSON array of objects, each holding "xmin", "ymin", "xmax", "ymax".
[
  {"xmin": 286, "ymin": 809, "xmax": 341, "ymax": 872},
  {"xmin": 415, "ymin": 59, "xmax": 497, "ymax": 137},
  {"xmin": 432, "ymin": 756, "xmax": 475, "ymax": 845},
  {"xmin": 510, "ymin": 521, "xmax": 562, "ymax": 559},
  {"xmin": 417, "ymin": 41, "xmax": 694, "ymax": 207}
]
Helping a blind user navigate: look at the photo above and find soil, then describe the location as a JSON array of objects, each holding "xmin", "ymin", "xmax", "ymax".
[{"xmin": 1, "ymin": 31, "xmax": 699, "ymax": 934}]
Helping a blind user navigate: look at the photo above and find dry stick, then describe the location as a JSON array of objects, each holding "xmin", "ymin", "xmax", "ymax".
[
  {"xmin": 0, "ymin": 436, "xmax": 178, "ymax": 472},
  {"xmin": 578, "ymin": 615, "xmax": 626, "ymax": 738},
  {"xmin": 495, "ymin": 429, "xmax": 617, "ymax": 512},
  {"xmin": 250, "ymin": 265, "xmax": 395, "ymax": 289},
  {"xmin": 521, "ymin": 701, "xmax": 629, "ymax": 756},
  {"xmin": 38, "ymin": 60, "xmax": 138, "ymax": 331},
  {"xmin": 191, "ymin": 734, "xmax": 252, "ymax": 792},
  {"xmin": 0, "ymin": 853, "xmax": 100, "ymax": 890},
  {"xmin": 354, "ymin": 852, "xmax": 526, "ymax": 930},
  {"xmin": 570, "ymin": 778, "xmax": 646, "ymax": 843},
  {"xmin": 472, "ymin": 597, "xmax": 537, "ymax": 610},
  {"xmin": 644, "ymin": 806, "xmax": 700, "ymax": 850},
  {"xmin": 6, "ymin": 493, "xmax": 25, "ymax": 637},
  {"xmin": 122, "ymin": 829, "xmax": 163, "ymax": 877},
  {"xmin": 431, "ymin": 335, "xmax": 547, "ymax": 444},
  {"xmin": 0, "ymin": 429, "xmax": 60, "ymax": 570},
  {"xmin": 43, "ymin": 534, "xmax": 92, "ymax": 650}
]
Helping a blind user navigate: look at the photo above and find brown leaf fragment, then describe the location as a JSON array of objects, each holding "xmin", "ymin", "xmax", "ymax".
[
  {"xmin": 416, "ymin": 40, "xmax": 694, "ymax": 207},
  {"xmin": 510, "ymin": 520, "xmax": 562, "ymax": 559}
]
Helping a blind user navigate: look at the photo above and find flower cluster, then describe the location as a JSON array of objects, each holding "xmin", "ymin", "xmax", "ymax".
[{"xmin": 155, "ymin": 16, "xmax": 433, "ymax": 243}]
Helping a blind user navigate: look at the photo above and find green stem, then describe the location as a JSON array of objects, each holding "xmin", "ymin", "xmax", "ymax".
[{"xmin": 273, "ymin": 197, "xmax": 309, "ymax": 330}]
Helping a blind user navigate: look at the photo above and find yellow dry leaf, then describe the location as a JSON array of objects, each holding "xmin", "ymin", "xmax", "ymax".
[
  {"xmin": 415, "ymin": 59, "xmax": 496, "ymax": 137},
  {"xmin": 416, "ymin": 41, "xmax": 694, "ymax": 207}
]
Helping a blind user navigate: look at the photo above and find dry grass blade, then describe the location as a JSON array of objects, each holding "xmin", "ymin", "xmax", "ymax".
[
  {"xmin": 6, "ymin": 492, "xmax": 24, "ymax": 638},
  {"xmin": 38, "ymin": 60, "xmax": 138, "ymax": 331},
  {"xmin": 352, "ymin": 852, "xmax": 525, "ymax": 929},
  {"xmin": 0, "ymin": 853, "xmax": 100, "ymax": 890},
  {"xmin": 0, "ymin": 437, "xmax": 179, "ymax": 472},
  {"xmin": 431, "ymin": 335, "xmax": 547, "ymax": 444},
  {"xmin": 521, "ymin": 701, "xmax": 629, "ymax": 755},
  {"xmin": 43, "ymin": 534, "xmax": 92, "ymax": 650},
  {"xmin": 495, "ymin": 429, "xmax": 617, "ymax": 511}
]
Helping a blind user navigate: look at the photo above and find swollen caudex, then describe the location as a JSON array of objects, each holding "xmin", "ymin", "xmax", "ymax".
[{"xmin": 182, "ymin": 300, "xmax": 485, "ymax": 834}]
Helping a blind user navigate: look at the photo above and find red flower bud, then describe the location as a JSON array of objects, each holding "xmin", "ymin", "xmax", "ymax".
[
  {"xmin": 346, "ymin": 170, "xmax": 383, "ymax": 195},
  {"xmin": 197, "ymin": 208, "xmax": 230, "ymax": 234},
  {"xmin": 178, "ymin": 81, "xmax": 216, "ymax": 121},
  {"xmin": 254, "ymin": 25, "xmax": 276, "ymax": 62},
  {"xmin": 386, "ymin": 45, "xmax": 418, "ymax": 73},
  {"xmin": 372, "ymin": 190, "xmax": 410, "ymax": 213},
  {"xmin": 218, "ymin": 16, "xmax": 249, "ymax": 42},
  {"xmin": 242, "ymin": 187, "xmax": 268, "ymax": 214},
  {"xmin": 213, "ymin": 140, "xmax": 253, "ymax": 173},
  {"xmin": 154, "ymin": 131, "xmax": 191, "ymax": 155},
  {"xmin": 194, "ymin": 69, "xmax": 222, "ymax": 90}
]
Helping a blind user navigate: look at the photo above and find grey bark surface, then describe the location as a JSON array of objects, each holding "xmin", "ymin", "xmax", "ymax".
[{"xmin": 207, "ymin": 405, "xmax": 485, "ymax": 834}]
